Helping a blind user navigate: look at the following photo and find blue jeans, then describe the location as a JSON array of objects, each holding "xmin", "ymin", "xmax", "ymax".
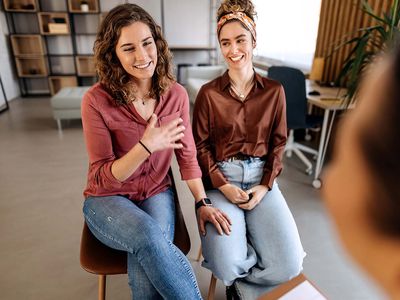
[
  {"xmin": 83, "ymin": 188, "xmax": 202, "ymax": 300},
  {"xmin": 200, "ymin": 158, "xmax": 305, "ymax": 299}
]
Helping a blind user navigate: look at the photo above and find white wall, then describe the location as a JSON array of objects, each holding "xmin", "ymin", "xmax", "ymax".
[
  {"xmin": 0, "ymin": 11, "xmax": 20, "ymax": 101},
  {"xmin": 100, "ymin": 0, "xmax": 162, "ymax": 25},
  {"xmin": 164, "ymin": 0, "xmax": 210, "ymax": 47}
]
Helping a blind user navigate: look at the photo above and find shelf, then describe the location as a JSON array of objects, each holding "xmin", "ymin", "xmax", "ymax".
[
  {"xmin": 68, "ymin": 0, "xmax": 99, "ymax": 13},
  {"xmin": 15, "ymin": 56, "xmax": 48, "ymax": 77},
  {"xmin": 75, "ymin": 56, "xmax": 95, "ymax": 76},
  {"xmin": 48, "ymin": 76, "xmax": 77, "ymax": 95},
  {"xmin": 10, "ymin": 34, "xmax": 46, "ymax": 56},
  {"xmin": 4, "ymin": 0, "xmax": 37, "ymax": 12},
  {"xmin": 38, "ymin": 12, "xmax": 70, "ymax": 35}
]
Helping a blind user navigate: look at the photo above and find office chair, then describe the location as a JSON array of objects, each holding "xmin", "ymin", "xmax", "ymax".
[
  {"xmin": 268, "ymin": 66, "xmax": 322, "ymax": 174},
  {"xmin": 80, "ymin": 170, "xmax": 191, "ymax": 300}
]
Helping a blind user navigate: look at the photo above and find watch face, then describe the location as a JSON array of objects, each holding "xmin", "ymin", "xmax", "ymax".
[{"xmin": 203, "ymin": 198, "xmax": 212, "ymax": 205}]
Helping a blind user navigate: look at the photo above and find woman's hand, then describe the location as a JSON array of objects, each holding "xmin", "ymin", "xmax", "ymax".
[
  {"xmin": 141, "ymin": 114, "xmax": 185, "ymax": 153},
  {"xmin": 219, "ymin": 183, "xmax": 249, "ymax": 204},
  {"xmin": 238, "ymin": 185, "xmax": 268, "ymax": 210},
  {"xmin": 197, "ymin": 206, "xmax": 232, "ymax": 236}
]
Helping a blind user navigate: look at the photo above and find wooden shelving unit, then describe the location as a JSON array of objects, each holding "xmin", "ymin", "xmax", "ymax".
[
  {"xmin": 75, "ymin": 56, "xmax": 95, "ymax": 76},
  {"xmin": 48, "ymin": 76, "xmax": 77, "ymax": 95},
  {"xmin": 10, "ymin": 34, "xmax": 46, "ymax": 56},
  {"xmin": 15, "ymin": 57, "xmax": 48, "ymax": 77},
  {"xmin": 4, "ymin": 0, "xmax": 100, "ymax": 96},
  {"xmin": 38, "ymin": 12, "xmax": 70, "ymax": 35},
  {"xmin": 3, "ymin": 0, "xmax": 37, "ymax": 12},
  {"xmin": 68, "ymin": 0, "xmax": 99, "ymax": 13}
]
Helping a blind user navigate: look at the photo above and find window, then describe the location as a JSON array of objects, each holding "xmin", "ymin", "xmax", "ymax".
[{"xmin": 253, "ymin": 0, "xmax": 321, "ymax": 70}]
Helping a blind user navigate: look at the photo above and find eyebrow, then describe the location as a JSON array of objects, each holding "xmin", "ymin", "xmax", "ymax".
[
  {"xmin": 220, "ymin": 34, "xmax": 247, "ymax": 43},
  {"xmin": 119, "ymin": 36, "xmax": 153, "ymax": 48}
]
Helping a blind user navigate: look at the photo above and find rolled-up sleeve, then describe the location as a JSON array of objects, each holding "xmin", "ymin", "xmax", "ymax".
[
  {"xmin": 81, "ymin": 91, "xmax": 122, "ymax": 192},
  {"xmin": 261, "ymin": 85, "xmax": 287, "ymax": 189},
  {"xmin": 174, "ymin": 88, "xmax": 202, "ymax": 180},
  {"xmin": 192, "ymin": 87, "xmax": 228, "ymax": 188}
]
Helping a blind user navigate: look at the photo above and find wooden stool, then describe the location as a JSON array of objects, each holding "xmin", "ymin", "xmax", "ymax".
[
  {"xmin": 196, "ymin": 246, "xmax": 218, "ymax": 300},
  {"xmin": 80, "ymin": 170, "xmax": 191, "ymax": 300}
]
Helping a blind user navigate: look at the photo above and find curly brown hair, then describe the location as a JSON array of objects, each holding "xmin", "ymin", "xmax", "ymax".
[
  {"xmin": 94, "ymin": 4, "xmax": 174, "ymax": 105},
  {"xmin": 217, "ymin": 0, "xmax": 257, "ymax": 22}
]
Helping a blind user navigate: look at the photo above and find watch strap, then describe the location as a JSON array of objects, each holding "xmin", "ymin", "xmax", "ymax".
[{"xmin": 195, "ymin": 198, "xmax": 212, "ymax": 211}]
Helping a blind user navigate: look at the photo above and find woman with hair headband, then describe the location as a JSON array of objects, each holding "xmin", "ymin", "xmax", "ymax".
[
  {"xmin": 193, "ymin": 0, "xmax": 305, "ymax": 298},
  {"xmin": 81, "ymin": 3, "xmax": 231, "ymax": 299}
]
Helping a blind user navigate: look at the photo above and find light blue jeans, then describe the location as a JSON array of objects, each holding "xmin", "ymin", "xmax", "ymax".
[
  {"xmin": 200, "ymin": 158, "xmax": 305, "ymax": 299},
  {"xmin": 83, "ymin": 188, "xmax": 202, "ymax": 300}
]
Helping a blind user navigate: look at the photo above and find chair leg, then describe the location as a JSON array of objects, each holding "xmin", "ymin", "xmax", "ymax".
[
  {"xmin": 292, "ymin": 148, "xmax": 313, "ymax": 173},
  {"xmin": 98, "ymin": 275, "xmax": 106, "ymax": 300},
  {"xmin": 207, "ymin": 274, "xmax": 217, "ymax": 300},
  {"xmin": 295, "ymin": 142, "xmax": 318, "ymax": 156}
]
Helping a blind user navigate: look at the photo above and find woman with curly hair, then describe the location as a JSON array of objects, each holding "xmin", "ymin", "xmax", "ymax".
[
  {"xmin": 192, "ymin": 0, "xmax": 305, "ymax": 298},
  {"xmin": 81, "ymin": 4, "xmax": 230, "ymax": 299}
]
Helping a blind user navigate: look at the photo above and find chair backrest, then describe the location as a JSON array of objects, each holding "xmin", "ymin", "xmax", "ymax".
[
  {"xmin": 80, "ymin": 169, "xmax": 191, "ymax": 275},
  {"xmin": 267, "ymin": 66, "xmax": 307, "ymax": 129}
]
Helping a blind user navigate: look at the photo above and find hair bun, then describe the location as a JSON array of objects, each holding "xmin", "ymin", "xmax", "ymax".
[{"xmin": 217, "ymin": 0, "xmax": 256, "ymax": 21}]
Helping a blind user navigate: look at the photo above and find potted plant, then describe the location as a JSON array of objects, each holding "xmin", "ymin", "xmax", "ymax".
[{"xmin": 335, "ymin": 0, "xmax": 400, "ymax": 105}]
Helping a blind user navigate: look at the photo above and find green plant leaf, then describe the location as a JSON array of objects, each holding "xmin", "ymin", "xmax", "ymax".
[{"xmin": 333, "ymin": 0, "xmax": 400, "ymax": 105}]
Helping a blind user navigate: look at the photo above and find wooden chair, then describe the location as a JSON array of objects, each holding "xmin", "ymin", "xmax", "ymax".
[
  {"xmin": 80, "ymin": 171, "xmax": 191, "ymax": 300},
  {"xmin": 196, "ymin": 246, "xmax": 218, "ymax": 300}
]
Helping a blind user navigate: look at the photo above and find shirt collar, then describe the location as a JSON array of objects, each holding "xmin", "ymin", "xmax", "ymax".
[{"xmin": 220, "ymin": 69, "xmax": 265, "ymax": 91}]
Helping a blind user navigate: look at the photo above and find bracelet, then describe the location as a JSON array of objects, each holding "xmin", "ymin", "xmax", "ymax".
[{"xmin": 139, "ymin": 140, "xmax": 152, "ymax": 155}]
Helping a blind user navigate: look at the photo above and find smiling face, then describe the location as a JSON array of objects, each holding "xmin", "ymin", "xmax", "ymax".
[
  {"xmin": 115, "ymin": 21, "xmax": 158, "ymax": 85},
  {"xmin": 219, "ymin": 21, "xmax": 254, "ymax": 71}
]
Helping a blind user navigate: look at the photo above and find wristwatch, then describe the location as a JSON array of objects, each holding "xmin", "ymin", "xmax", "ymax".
[{"xmin": 195, "ymin": 198, "xmax": 213, "ymax": 211}]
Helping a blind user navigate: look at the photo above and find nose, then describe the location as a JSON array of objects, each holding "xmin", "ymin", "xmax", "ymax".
[
  {"xmin": 135, "ymin": 46, "xmax": 146, "ymax": 61},
  {"xmin": 229, "ymin": 43, "xmax": 239, "ymax": 54}
]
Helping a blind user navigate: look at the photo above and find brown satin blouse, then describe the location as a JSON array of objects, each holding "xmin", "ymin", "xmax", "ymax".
[{"xmin": 192, "ymin": 71, "xmax": 287, "ymax": 190}]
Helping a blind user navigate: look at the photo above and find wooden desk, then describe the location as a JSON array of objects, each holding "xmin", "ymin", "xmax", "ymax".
[{"xmin": 306, "ymin": 80, "xmax": 347, "ymax": 188}]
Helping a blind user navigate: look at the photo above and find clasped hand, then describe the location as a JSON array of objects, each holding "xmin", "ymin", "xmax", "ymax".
[
  {"xmin": 219, "ymin": 183, "xmax": 268, "ymax": 210},
  {"xmin": 141, "ymin": 114, "xmax": 185, "ymax": 153}
]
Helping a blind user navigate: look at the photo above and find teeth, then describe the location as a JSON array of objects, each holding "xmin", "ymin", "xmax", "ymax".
[
  {"xmin": 230, "ymin": 56, "xmax": 242, "ymax": 62},
  {"xmin": 135, "ymin": 62, "xmax": 151, "ymax": 69}
]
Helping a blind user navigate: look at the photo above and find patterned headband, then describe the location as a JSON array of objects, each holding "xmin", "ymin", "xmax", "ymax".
[{"xmin": 217, "ymin": 11, "xmax": 256, "ymax": 42}]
